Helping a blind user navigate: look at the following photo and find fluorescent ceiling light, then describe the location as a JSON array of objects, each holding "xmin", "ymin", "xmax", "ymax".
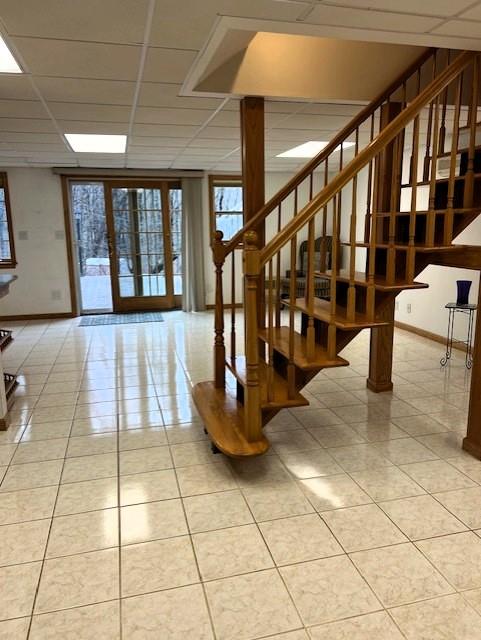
[
  {"xmin": 65, "ymin": 134, "xmax": 127, "ymax": 153},
  {"xmin": 0, "ymin": 35, "xmax": 22, "ymax": 73},
  {"xmin": 277, "ymin": 140, "xmax": 355, "ymax": 158}
]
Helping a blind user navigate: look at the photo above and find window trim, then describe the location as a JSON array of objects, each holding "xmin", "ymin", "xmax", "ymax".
[
  {"xmin": 208, "ymin": 174, "xmax": 243, "ymax": 246},
  {"xmin": 0, "ymin": 172, "xmax": 16, "ymax": 268}
]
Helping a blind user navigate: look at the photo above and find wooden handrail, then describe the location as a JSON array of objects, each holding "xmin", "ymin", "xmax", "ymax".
[
  {"xmin": 259, "ymin": 50, "xmax": 476, "ymax": 267},
  {"xmin": 220, "ymin": 47, "xmax": 436, "ymax": 258}
]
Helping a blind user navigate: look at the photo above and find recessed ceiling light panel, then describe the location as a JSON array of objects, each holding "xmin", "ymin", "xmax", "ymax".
[
  {"xmin": 0, "ymin": 35, "xmax": 22, "ymax": 73},
  {"xmin": 277, "ymin": 140, "xmax": 355, "ymax": 158},
  {"xmin": 65, "ymin": 134, "xmax": 127, "ymax": 153}
]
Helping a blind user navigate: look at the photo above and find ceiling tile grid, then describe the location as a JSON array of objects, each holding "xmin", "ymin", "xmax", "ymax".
[{"xmin": 0, "ymin": 0, "xmax": 478, "ymax": 168}]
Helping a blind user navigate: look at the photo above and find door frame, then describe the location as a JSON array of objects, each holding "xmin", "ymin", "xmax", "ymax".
[
  {"xmin": 104, "ymin": 179, "xmax": 181, "ymax": 312},
  {"xmin": 63, "ymin": 175, "xmax": 183, "ymax": 316}
]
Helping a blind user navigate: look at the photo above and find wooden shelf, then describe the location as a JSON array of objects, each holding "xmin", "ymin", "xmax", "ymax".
[
  {"xmin": 313, "ymin": 270, "xmax": 429, "ymax": 291},
  {"xmin": 192, "ymin": 381, "xmax": 269, "ymax": 458},
  {"xmin": 225, "ymin": 356, "xmax": 309, "ymax": 410},
  {"xmin": 258, "ymin": 326, "xmax": 349, "ymax": 371},
  {"xmin": 283, "ymin": 296, "xmax": 389, "ymax": 330},
  {"xmin": 0, "ymin": 330, "xmax": 13, "ymax": 352}
]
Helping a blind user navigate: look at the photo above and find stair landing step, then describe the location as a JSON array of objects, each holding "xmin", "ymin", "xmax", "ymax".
[
  {"xmin": 192, "ymin": 381, "xmax": 269, "ymax": 458},
  {"xmin": 373, "ymin": 207, "xmax": 481, "ymax": 218},
  {"xmin": 226, "ymin": 356, "xmax": 309, "ymax": 409},
  {"xmin": 283, "ymin": 297, "xmax": 389, "ymax": 330},
  {"xmin": 258, "ymin": 326, "xmax": 349, "ymax": 371},
  {"xmin": 313, "ymin": 270, "xmax": 429, "ymax": 291}
]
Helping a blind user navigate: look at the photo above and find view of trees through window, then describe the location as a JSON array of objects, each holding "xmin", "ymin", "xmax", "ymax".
[
  {"xmin": 0, "ymin": 174, "xmax": 14, "ymax": 266},
  {"xmin": 213, "ymin": 183, "xmax": 243, "ymax": 240}
]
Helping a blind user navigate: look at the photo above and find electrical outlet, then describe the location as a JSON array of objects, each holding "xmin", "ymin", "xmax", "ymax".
[
  {"xmin": 51, "ymin": 290, "xmax": 62, "ymax": 301},
  {"xmin": 407, "ymin": 303, "xmax": 412, "ymax": 313}
]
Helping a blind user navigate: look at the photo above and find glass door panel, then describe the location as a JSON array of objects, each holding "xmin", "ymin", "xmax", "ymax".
[
  {"xmin": 105, "ymin": 181, "xmax": 181, "ymax": 312},
  {"xmin": 70, "ymin": 182, "xmax": 113, "ymax": 314}
]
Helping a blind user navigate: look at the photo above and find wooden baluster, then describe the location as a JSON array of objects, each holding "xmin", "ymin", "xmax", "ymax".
[
  {"xmin": 275, "ymin": 203, "xmax": 282, "ymax": 327},
  {"xmin": 294, "ymin": 186, "xmax": 298, "ymax": 216},
  {"xmin": 320, "ymin": 160, "xmax": 329, "ymax": 272},
  {"xmin": 364, "ymin": 114, "xmax": 375, "ymax": 243},
  {"xmin": 230, "ymin": 249, "xmax": 236, "ymax": 361},
  {"xmin": 267, "ymin": 258, "xmax": 274, "ymax": 403},
  {"xmin": 306, "ymin": 216, "xmax": 316, "ymax": 361},
  {"xmin": 423, "ymin": 54, "xmax": 438, "ymax": 181},
  {"xmin": 328, "ymin": 194, "xmax": 339, "ymax": 360},
  {"xmin": 427, "ymin": 96, "xmax": 441, "ymax": 246},
  {"xmin": 366, "ymin": 151, "xmax": 380, "ymax": 320},
  {"xmin": 439, "ymin": 85, "xmax": 449, "ymax": 155},
  {"xmin": 213, "ymin": 230, "xmax": 226, "ymax": 389},
  {"xmin": 288, "ymin": 234, "xmax": 297, "ymax": 398},
  {"xmin": 386, "ymin": 132, "xmax": 400, "ymax": 284},
  {"xmin": 243, "ymin": 230, "xmax": 262, "ymax": 442},
  {"xmin": 445, "ymin": 73, "xmax": 463, "ymax": 245},
  {"xmin": 407, "ymin": 112, "xmax": 420, "ymax": 281},
  {"xmin": 464, "ymin": 56, "xmax": 479, "ymax": 209},
  {"xmin": 347, "ymin": 129, "xmax": 359, "ymax": 321}
]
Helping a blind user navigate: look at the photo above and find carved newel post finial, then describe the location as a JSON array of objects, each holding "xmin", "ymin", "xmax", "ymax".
[{"xmin": 244, "ymin": 230, "xmax": 258, "ymax": 249}]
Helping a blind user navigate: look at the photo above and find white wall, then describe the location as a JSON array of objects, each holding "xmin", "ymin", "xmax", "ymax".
[{"xmin": 0, "ymin": 168, "xmax": 71, "ymax": 317}]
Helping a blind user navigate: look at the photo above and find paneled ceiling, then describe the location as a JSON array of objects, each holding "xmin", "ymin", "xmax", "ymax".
[{"xmin": 0, "ymin": 0, "xmax": 479, "ymax": 172}]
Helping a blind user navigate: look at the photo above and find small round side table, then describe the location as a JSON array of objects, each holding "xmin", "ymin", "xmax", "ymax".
[{"xmin": 440, "ymin": 302, "xmax": 477, "ymax": 369}]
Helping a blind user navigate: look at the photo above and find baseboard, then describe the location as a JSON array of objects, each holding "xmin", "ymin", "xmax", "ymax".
[
  {"xmin": 394, "ymin": 320, "xmax": 467, "ymax": 352},
  {"xmin": 0, "ymin": 312, "xmax": 76, "ymax": 321}
]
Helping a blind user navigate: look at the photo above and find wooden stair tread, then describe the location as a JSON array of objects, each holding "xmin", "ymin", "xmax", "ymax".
[
  {"xmin": 192, "ymin": 381, "xmax": 269, "ymax": 458},
  {"xmin": 401, "ymin": 171, "xmax": 481, "ymax": 188},
  {"xmin": 373, "ymin": 207, "xmax": 481, "ymax": 218},
  {"xmin": 0, "ymin": 330, "xmax": 13, "ymax": 352},
  {"xmin": 313, "ymin": 270, "xmax": 429, "ymax": 291},
  {"xmin": 341, "ymin": 241, "xmax": 462, "ymax": 252},
  {"xmin": 258, "ymin": 326, "xmax": 349, "ymax": 370},
  {"xmin": 225, "ymin": 356, "xmax": 309, "ymax": 409},
  {"xmin": 283, "ymin": 297, "xmax": 389, "ymax": 330}
]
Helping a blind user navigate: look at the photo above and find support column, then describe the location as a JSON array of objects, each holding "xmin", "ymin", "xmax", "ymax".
[
  {"xmin": 367, "ymin": 297, "xmax": 395, "ymax": 393},
  {"xmin": 463, "ymin": 279, "xmax": 481, "ymax": 459},
  {"xmin": 367, "ymin": 102, "xmax": 402, "ymax": 392},
  {"xmin": 240, "ymin": 97, "xmax": 265, "ymax": 238},
  {"xmin": 240, "ymin": 97, "xmax": 265, "ymax": 330}
]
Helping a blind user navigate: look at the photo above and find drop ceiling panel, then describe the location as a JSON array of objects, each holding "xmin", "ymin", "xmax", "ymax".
[
  {"xmin": 431, "ymin": 20, "xmax": 481, "ymax": 39},
  {"xmin": 0, "ymin": 0, "xmax": 149, "ymax": 43},
  {"xmin": 57, "ymin": 121, "xmax": 128, "ymax": 134},
  {"xmin": 130, "ymin": 136, "xmax": 188, "ymax": 148},
  {"xmin": 143, "ymin": 48, "xmax": 198, "ymax": 83},
  {"xmin": 0, "ymin": 100, "xmax": 48, "ymax": 118},
  {"xmin": 208, "ymin": 110, "xmax": 240, "ymax": 127},
  {"xmin": 149, "ymin": 0, "xmax": 303, "ymax": 49},
  {"xmin": 48, "ymin": 103, "xmax": 131, "ymax": 123},
  {"xmin": 0, "ymin": 75, "xmax": 38, "ymax": 100},
  {"xmin": 138, "ymin": 82, "xmax": 225, "ymax": 110},
  {"xmin": 132, "ymin": 123, "xmax": 199, "ymax": 137},
  {"xmin": 458, "ymin": 4, "xmax": 481, "ymax": 20},
  {"xmin": 272, "ymin": 113, "xmax": 353, "ymax": 130},
  {"xmin": 322, "ymin": 0, "xmax": 475, "ymax": 17},
  {"xmin": 305, "ymin": 5, "xmax": 442, "ymax": 31},
  {"xmin": 34, "ymin": 77, "xmax": 136, "ymax": 105},
  {"xmin": 135, "ymin": 107, "xmax": 212, "ymax": 126},
  {"xmin": 0, "ymin": 132, "xmax": 62, "ymax": 143},
  {"xmin": 0, "ymin": 142, "xmax": 66, "ymax": 152},
  {"xmin": 198, "ymin": 126, "xmax": 240, "ymax": 139},
  {"xmin": 189, "ymin": 137, "xmax": 239, "ymax": 148},
  {"xmin": 0, "ymin": 118, "xmax": 57, "ymax": 132},
  {"xmin": 12, "ymin": 38, "xmax": 142, "ymax": 80}
]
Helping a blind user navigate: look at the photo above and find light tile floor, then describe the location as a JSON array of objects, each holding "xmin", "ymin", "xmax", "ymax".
[{"xmin": 0, "ymin": 311, "xmax": 480, "ymax": 639}]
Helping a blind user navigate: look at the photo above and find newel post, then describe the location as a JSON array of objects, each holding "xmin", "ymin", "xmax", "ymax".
[
  {"xmin": 213, "ymin": 230, "xmax": 226, "ymax": 389},
  {"xmin": 243, "ymin": 230, "xmax": 263, "ymax": 442}
]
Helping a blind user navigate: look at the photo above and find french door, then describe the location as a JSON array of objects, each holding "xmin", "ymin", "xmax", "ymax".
[{"xmin": 105, "ymin": 180, "xmax": 182, "ymax": 312}]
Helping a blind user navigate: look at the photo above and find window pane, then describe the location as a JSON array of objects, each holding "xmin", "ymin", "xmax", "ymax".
[
  {"xmin": 0, "ymin": 187, "xmax": 12, "ymax": 262},
  {"xmin": 216, "ymin": 213, "xmax": 243, "ymax": 240},
  {"xmin": 214, "ymin": 186, "xmax": 243, "ymax": 213}
]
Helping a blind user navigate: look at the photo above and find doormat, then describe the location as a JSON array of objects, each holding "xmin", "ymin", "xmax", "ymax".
[{"xmin": 79, "ymin": 312, "xmax": 164, "ymax": 326}]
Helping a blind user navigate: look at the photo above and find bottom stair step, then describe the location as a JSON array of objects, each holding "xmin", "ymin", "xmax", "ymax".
[
  {"xmin": 225, "ymin": 356, "xmax": 309, "ymax": 410},
  {"xmin": 192, "ymin": 381, "xmax": 269, "ymax": 458}
]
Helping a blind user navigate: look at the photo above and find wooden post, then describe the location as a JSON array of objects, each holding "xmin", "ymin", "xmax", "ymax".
[
  {"xmin": 213, "ymin": 231, "xmax": 226, "ymax": 389},
  {"xmin": 367, "ymin": 297, "xmax": 395, "ymax": 393},
  {"xmin": 243, "ymin": 231, "xmax": 263, "ymax": 442},
  {"xmin": 368, "ymin": 102, "xmax": 402, "ymax": 392},
  {"xmin": 463, "ymin": 279, "xmax": 481, "ymax": 459},
  {"xmin": 241, "ymin": 97, "xmax": 265, "ymax": 328}
]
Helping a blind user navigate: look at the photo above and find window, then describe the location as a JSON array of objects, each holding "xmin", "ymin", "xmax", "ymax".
[
  {"xmin": 0, "ymin": 173, "xmax": 15, "ymax": 267},
  {"xmin": 209, "ymin": 175, "xmax": 243, "ymax": 242}
]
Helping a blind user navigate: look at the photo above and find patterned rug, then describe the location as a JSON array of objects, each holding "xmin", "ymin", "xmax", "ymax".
[{"xmin": 79, "ymin": 312, "xmax": 164, "ymax": 326}]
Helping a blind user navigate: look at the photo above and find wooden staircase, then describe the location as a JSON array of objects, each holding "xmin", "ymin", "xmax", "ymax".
[{"xmin": 193, "ymin": 48, "xmax": 481, "ymax": 458}]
